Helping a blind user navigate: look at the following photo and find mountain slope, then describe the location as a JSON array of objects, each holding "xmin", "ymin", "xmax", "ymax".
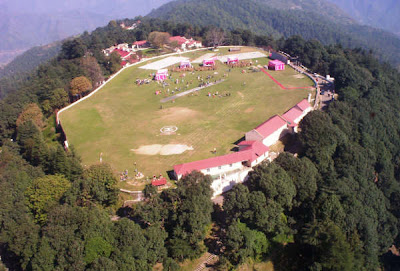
[
  {"xmin": 148, "ymin": 0, "xmax": 400, "ymax": 69},
  {"xmin": 327, "ymin": 0, "xmax": 400, "ymax": 36},
  {"xmin": 0, "ymin": 0, "xmax": 172, "ymax": 65}
]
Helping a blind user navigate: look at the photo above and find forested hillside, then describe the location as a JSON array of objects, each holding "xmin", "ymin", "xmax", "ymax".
[
  {"xmin": 148, "ymin": 0, "xmax": 400, "ymax": 70},
  {"xmin": 1, "ymin": 16, "xmax": 400, "ymax": 270},
  {"xmin": 0, "ymin": 41, "xmax": 62, "ymax": 82}
]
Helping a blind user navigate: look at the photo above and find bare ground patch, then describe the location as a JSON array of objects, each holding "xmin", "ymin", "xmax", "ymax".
[
  {"xmin": 131, "ymin": 144, "xmax": 193, "ymax": 155},
  {"xmin": 244, "ymin": 107, "xmax": 254, "ymax": 113},
  {"xmin": 158, "ymin": 107, "xmax": 199, "ymax": 122},
  {"xmin": 238, "ymin": 91, "xmax": 244, "ymax": 98},
  {"xmin": 294, "ymin": 74, "xmax": 305, "ymax": 79}
]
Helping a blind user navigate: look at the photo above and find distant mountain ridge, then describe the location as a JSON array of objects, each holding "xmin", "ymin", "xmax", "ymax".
[
  {"xmin": 0, "ymin": 0, "xmax": 172, "ymax": 65},
  {"xmin": 148, "ymin": 0, "xmax": 400, "ymax": 69},
  {"xmin": 327, "ymin": 0, "xmax": 400, "ymax": 36}
]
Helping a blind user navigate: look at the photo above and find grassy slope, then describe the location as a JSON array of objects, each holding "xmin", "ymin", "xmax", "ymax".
[{"xmin": 59, "ymin": 48, "xmax": 313, "ymax": 179}]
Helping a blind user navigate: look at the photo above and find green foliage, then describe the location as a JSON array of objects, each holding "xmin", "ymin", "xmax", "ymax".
[
  {"xmin": 248, "ymin": 162, "xmax": 296, "ymax": 209},
  {"xmin": 301, "ymin": 220, "xmax": 355, "ymax": 271},
  {"xmin": 25, "ymin": 174, "xmax": 71, "ymax": 223},
  {"xmin": 84, "ymin": 236, "xmax": 113, "ymax": 264},
  {"xmin": 68, "ymin": 163, "xmax": 118, "ymax": 207},
  {"xmin": 225, "ymin": 220, "xmax": 269, "ymax": 265}
]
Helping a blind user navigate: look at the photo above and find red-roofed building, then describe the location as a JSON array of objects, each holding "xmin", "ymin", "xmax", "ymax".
[
  {"xmin": 152, "ymin": 177, "xmax": 167, "ymax": 186},
  {"xmin": 282, "ymin": 98, "xmax": 312, "ymax": 132},
  {"xmin": 169, "ymin": 36, "xmax": 202, "ymax": 50},
  {"xmin": 268, "ymin": 59, "xmax": 285, "ymax": 70},
  {"xmin": 245, "ymin": 115, "xmax": 289, "ymax": 146},
  {"xmin": 133, "ymin": 40, "xmax": 149, "ymax": 49},
  {"xmin": 173, "ymin": 141, "xmax": 269, "ymax": 181},
  {"xmin": 114, "ymin": 49, "xmax": 130, "ymax": 58}
]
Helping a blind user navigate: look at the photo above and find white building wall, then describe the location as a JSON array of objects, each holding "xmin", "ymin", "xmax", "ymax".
[
  {"xmin": 262, "ymin": 125, "xmax": 289, "ymax": 146},
  {"xmin": 250, "ymin": 152, "xmax": 268, "ymax": 167},
  {"xmin": 200, "ymin": 161, "xmax": 243, "ymax": 176},
  {"xmin": 211, "ymin": 168, "xmax": 252, "ymax": 197}
]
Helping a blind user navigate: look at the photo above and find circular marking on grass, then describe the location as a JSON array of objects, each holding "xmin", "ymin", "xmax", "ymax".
[{"xmin": 160, "ymin": 126, "xmax": 178, "ymax": 135}]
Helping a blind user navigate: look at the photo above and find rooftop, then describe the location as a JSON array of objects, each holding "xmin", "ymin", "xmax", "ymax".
[
  {"xmin": 253, "ymin": 115, "xmax": 287, "ymax": 138},
  {"xmin": 174, "ymin": 141, "xmax": 269, "ymax": 176}
]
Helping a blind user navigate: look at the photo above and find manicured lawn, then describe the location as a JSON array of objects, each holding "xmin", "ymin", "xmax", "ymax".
[{"xmin": 59, "ymin": 47, "xmax": 314, "ymax": 182}]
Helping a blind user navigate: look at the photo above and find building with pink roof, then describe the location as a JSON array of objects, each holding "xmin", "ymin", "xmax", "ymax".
[
  {"xmin": 173, "ymin": 141, "xmax": 269, "ymax": 180},
  {"xmin": 180, "ymin": 60, "xmax": 192, "ymax": 69},
  {"xmin": 245, "ymin": 115, "xmax": 289, "ymax": 146},
  {"xmin": 155, "ymin": 69, "xmax": 168, "ymax": 81},
  {"xmin": 203, "ymin": 58, "xmax": 215, "ymax": 67},
  {"xmin": 227, "ymin": 56, "xmax": 239, "ymax": 64},
  {"xmin": 268, "ymin": 60, "xmax": 285, "ymax": 71},
  {"xmin": 169, "ymin": 36, "xmax": 202, "ymax": 50},
  {"xmin": 133, "ymin": 40, "xmax": 149, "ymax": 49},
  {"xmin": 282, "ymin": 99, "xmax": 312, "ymax": 132}
]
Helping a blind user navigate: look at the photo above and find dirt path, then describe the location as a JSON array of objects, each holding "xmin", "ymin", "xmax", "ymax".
[{"xmin": 160, "ymin": 79, "xmax": 225, "ymax": 103}]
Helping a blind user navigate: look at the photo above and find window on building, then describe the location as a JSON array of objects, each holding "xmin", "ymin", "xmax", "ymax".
[
  {"xmin": 230, "ymin": 164, "xmax": 233, "ymax": 167},
  {"xmin": 207, "ymin": 168, "xmax": 210, "ymax": 172},
  {"xmin": 218, "ymin": 166, "xmax": 221, "ymax": 169}
]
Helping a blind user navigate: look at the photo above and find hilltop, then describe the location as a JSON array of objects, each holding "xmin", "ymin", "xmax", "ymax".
[{"xmin": 148, "ymin": 0, "xmax": 400, "ymax": 69}]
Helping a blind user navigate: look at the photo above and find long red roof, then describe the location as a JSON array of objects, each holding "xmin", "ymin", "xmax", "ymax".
[
  {"xmin": 282, "ymin": 107, "xmax": 303, "ymax": 124},
  {"xmin": 296, "ymin": 99, "xmax": 311, "ymax": 111},
  {"xmin": 253, "ymin": 115, "xmax": 287, "ymax": 138},
  {"xmin": 174, "ymin": 141, "xmax": 269, "ymax": 176},
  {"xmin": 282, "ymin": 99, "xmax": 311, "ymax": 124}
]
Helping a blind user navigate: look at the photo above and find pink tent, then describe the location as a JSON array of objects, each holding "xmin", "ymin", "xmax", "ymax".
[
  {"xmin": 227, "ymin": 56, "xmax": 239, "ymax": 64},
  {"xmin": 203, "ymin": 58, "xmax": 215, "ymax": 67},
  {"xmin": 155, "ymin": 69, "xmax": 168, "ymax": 81},
  {"xmin": 180, "ymin": 60, "xmax": 192, "ymax": 69},
  {"xmin": 268, "ymin": 60, "xmax": 285, "ymax": 71}
]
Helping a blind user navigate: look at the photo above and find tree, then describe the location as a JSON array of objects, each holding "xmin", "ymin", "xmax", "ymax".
[
  {"xmin": 25, "ymin": 174, "xmax": 71, "ymax": 223},
  {"xmin": 16, "ymin": 103, "xmax": 44, "ymax": 129},
  {"xmin": 301, "ymin": 220, "xmax": 355, "ymax": 271},
  {"xmin": 248, "ymin": 162, "xmax": 296, "ymax": 209},
  {"xmin": 205, "ymin": 28, "xmax": 226, "ymax": 47},
  {"xmin": 49, "ymin": 88, "xmax": 69, "ymax": 110},
  {"xmin": 69, "ymin": 76, "xmax": 92, "ymax": 98},
  {"xmin": 148, "ymin": 31, "xmax": 171, "ymax": 48},
  {"xmin": 225, "ymin": 220, "xmax": 269, "ymax": 265},
  {"xmin": 80, "ymin": 55, "xmax": 104, "ymax": 87},
  {"xmin": 60, "ymin": 38, "xmax": 87, "ymax": 60},
  {"xmin": 16, "ymin": 120, "xmax": 48, "ymax": 166},
  {"xmin": 70, "ymin": 163, "xmax": 118, "ymax": 207}
]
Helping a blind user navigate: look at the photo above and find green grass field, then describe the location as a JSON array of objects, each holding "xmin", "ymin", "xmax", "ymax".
[{"xmin": 59, "ymin": 47, "xmax": 314, "ymax": 182}]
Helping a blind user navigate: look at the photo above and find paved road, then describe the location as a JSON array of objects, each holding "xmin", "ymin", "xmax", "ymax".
[{"xmin": 288, "ymin": 63, "xmax": 334, "ymax": 110}]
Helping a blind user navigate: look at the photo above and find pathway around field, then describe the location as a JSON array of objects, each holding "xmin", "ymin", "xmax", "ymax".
[
  {"xmin": 217, "ymin": 51, "xmax": 267, "ymax": 62},
  {"xmin": 260, "ymin": 68, "xmax": 315, "ymax": 90},
  {"xmin": 192, "ymin": 53, "xmax": 216, "ymax": 63},
  {"xmin": 139, "ymin": 56, "xmax": 189, "ymax": 70},
  {"xmin": 160, "ymin": 79, "xmax": 225, "ymax": 103}
]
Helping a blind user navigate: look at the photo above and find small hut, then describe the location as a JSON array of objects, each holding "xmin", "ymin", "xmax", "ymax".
[
  {"xmin": 155, "ymin": 69, "xmax": 168, "ymax": 81},
  {"xmin": 180, "ymin": 60, "xmax": 192, "ymax": 69},
  {"xmin": 227, "ymin": 56, "xmax": 239, "ymax": 65},
  {"xmin": 152, "ymin": 177, "xmax": 167, "ymax": 186},
  {"xmin": 268, "ymin": 60, "xmax": 285, "ymax": 71},
  {"xmin": 203, "ymin": 58, "xmax": 215, "ymax": 67}
]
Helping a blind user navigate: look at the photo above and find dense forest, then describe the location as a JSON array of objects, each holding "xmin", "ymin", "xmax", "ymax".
[
  {"xmin": 148, "ymin": 0, "xmax": 400, "ymax": 70},
  {"xmin": 1, "ymin": 16, "xmax": 400, "ymax": 270}
]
